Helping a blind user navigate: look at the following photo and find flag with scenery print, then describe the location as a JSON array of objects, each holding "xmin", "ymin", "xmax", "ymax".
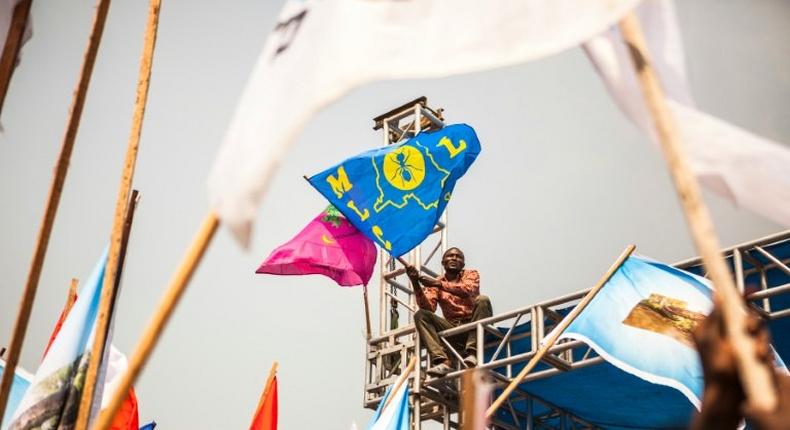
[
  {"xmin": 548, "ymin": 255, "xmax": 786, "ymax": 408},
  {"xmin": 257, "ymin": 206, "xmax": 376, "ymax": 286},
  {"xmin": 308, "ymin": 124, "xmax": 480, "ymax": 257},
  {"xmin": 207, "ymin": 0, "xmax": 643, "ymax": 246},
  {"xmin": 8, "ymin": 251, "xmax": 107, "ymax": 430}
]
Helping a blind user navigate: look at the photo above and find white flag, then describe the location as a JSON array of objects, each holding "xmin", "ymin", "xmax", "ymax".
[
  {"xmin": 208, "ymin": 0, "xmax": 643, "ymax": 246},
  {"xmin": 584, "ymin": 0, "xmax": 790, "ymax": 227}
]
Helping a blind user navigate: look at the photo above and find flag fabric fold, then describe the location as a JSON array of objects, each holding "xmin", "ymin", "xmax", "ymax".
[
  {"xmin": 308, "ymin": 124, "xmax": 480, "ymax": 257},
  {"xmin": 8, "ymin": 251, "xmax": 108, "ymax": 430},
  {"xmin": 584, "ymin": 0, "xmax": 790, "ymax": 227},
  {"xmin": 366, "ymin": 383, "xmax": 410, "ymax": 430},
  {"xmin": 208, "ymin": 0, "xmax": 643, "ymax": 246},
  {"xmin": 549, "ymin": 255, "xmax": 786, "ymax": 408},
  {"xmin": 256, "ymin": 206, "xmax": 377, "ymax": 286}
]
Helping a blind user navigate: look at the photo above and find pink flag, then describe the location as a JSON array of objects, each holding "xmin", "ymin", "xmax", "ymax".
[{"xmin": 256, "ymin": 206, "xmax": 377, "ymax": 286}]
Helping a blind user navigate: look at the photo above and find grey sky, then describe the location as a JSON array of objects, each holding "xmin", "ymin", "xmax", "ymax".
[{"xmin": 1, "ymin": 1, "xmax": 788, "ymax": 428}]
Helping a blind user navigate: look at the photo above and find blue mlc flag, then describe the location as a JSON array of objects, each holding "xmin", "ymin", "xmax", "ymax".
[
  {"xmin": 308, "ymin": 124, "xmax": 481, "ymax": 256},
  {"xmin": 549, "ymin": 255, "xmax": 786, "ymax": 409}
]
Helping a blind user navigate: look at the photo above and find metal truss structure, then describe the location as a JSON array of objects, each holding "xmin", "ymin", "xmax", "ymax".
[{"xmin": 361, "ymin": 99, "xmax": 790, "ymax": 430}]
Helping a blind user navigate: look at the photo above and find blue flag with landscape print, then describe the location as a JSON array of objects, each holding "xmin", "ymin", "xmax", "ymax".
[
  {"xmin": 308, "ymin": 124, "xmax": 480, "ymax": 256},
  {"xmin": 548, "ymin": 255, "xmax": 786, "ymax": 411}
]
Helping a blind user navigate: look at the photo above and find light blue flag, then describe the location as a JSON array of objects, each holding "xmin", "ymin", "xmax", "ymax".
[
  {"xmin": 367, "ymin": 383, "xmax": 410, "ymax": 430},
  {"xmin": 552, "ymin": 255, "xmax": 785, "ymax": 409},
  {"xmin": 0, "ymin": 361, "xmax": 32, "ymax": 430},
  {"xmin": 8, "ymin": 250, "xmax": 108, "ymax": 429},
  {"xmin": 309, "ymin": 124, "xmax": 481, "ymax": 256}
]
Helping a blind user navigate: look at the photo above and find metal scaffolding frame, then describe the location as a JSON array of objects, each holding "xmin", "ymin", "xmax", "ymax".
[{"xmin": 361, "ymin": 99, "xmax": 790, "ymax": 430}]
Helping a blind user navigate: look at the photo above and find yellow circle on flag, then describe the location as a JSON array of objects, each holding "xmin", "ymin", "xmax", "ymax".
[{"xmin": 383, "ymin": 146, "xmax": 425, "ymax": 191}]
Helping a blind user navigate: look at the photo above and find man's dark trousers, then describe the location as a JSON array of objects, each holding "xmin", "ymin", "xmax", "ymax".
[{"xmin": 414, "ymin": 295, "xmax": 493, "ymax": 364}]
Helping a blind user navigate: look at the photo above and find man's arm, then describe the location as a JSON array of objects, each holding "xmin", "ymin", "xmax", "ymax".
[
  {"xmin": 439, "ymin": 270, "xmax": 480, "ymax": 298},
  {"xmin": 406, "ymin": 265, "xmax": 438, "ymax": 312}
]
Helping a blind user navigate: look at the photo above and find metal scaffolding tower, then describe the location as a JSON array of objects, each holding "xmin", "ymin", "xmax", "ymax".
[{"xmin": 361, "ymin": 99, "xmax": 790, "ymax": 430}]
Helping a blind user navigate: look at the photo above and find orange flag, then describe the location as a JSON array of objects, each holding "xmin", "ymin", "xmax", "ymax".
[{"xmin": 249, "ymin": 363, "xmax": 278, "ymax": 430}]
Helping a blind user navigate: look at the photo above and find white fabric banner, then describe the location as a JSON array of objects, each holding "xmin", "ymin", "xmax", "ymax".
[
  {"xmin": 584, "ymin": 0, "xmax": 790, "ymax": 227},
  {"xmin": 208, "ymin": 0, "xmax": 643, "ymax": 246}
]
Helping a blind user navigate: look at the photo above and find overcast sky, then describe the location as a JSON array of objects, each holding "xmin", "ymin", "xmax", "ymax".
[{"xmin": 1, "ymin": 1, "xmax": 788, "ymax": 428}]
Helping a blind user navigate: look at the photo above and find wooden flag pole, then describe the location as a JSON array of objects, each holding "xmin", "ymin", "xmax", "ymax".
[
  {"xmin": 75, "ymin": 0, "xmax": 162, "ymax": 426},
  {"xmin": 486, "ymin": 244, "xmax": 635, "ymax": 419},
  {"xmin": 363, "ymin": 285, "xmax": 372, "ymax": 339},
  {"xmin": 381, "ymin": 356, "xmax": 417, "ymax": 414},
  {"xmin": 619, "ymin": 12, "xmax": 777, "ymax": 412},
  {"xmin": 93, "ymin": 212, "xmax": 219, "ymax": 430},
  {"xmin": 249, "ymin": 362, "xmax": 279, "ymax": 427},
  {"xmin": 76, "ymin": 189, "xmax": 141, "ymax": 429},
  {"xmin": 0, "ymin": 0, "xmax": 112, "ymax": 420},
  {"xmin": 0, "ymin": 0, "xmax": 32, "ymax": 116}
]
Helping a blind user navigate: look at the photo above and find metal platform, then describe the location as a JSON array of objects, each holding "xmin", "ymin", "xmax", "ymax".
[
  {"xmin": 364, "ymin": 229, "xmax": 790, "ymax": 429},
  {"xmin": 360, "ymin": 99, "xmax": 790, "ymax": 430}
]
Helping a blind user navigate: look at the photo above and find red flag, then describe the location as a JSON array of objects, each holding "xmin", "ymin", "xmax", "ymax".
[
  {"xmin": 249, "ymin": 364, "xmax": 278, "ymax": 430},
  {"xmin": 109, "ymin": 387, "xmax": 139, "ymax": 430},
  {"xmin": 42, "ymin": 279, "xmax": 78, "ymax": 358}
]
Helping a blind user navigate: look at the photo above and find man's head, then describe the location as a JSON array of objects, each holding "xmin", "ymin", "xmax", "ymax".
[{"xmin": 441, "ymin": 247, "xmax": 465, "ymax": 273}]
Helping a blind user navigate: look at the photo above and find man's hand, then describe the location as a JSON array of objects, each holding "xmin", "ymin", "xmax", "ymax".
[
  {"xmin": 744, "ymin": 375, "xmax": 790, "ymax": 430},
  {"xmin": 419, "ymin": 275, "xmax": 442, "ymax": 289},
  {"xmin": 691, "ymin": 304, "xmax": 786, "ymax": 430},
  {"xmin": 405, "ymin": 264, "xmax": 420, "ymax": 285}
]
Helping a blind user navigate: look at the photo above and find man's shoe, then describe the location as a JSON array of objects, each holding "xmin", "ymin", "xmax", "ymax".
[
  {"xmin": 463, "ymin": 354, "xmax": 478, "ymax": 368},
  {"xmin": 427, "ymin": 362, "xmax": 453, "ymax": 377}
]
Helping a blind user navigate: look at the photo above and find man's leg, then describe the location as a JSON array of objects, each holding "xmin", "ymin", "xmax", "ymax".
[
  {"xmin": 414, "ymin": 309, "xmax": 454, "ymax": 365},
  {"xmin": 465, "ymin": 295, "xmax": 493, "ymax": 356}
]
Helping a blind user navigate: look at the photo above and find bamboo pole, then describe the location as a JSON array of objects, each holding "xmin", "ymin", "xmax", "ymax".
[
  {"xmin": 363, "ymin": 286, "xmax": 372, "ymax": 339},
  {"xmin": 0, "ymin": 0, "xmax": 32, "ymax": 116},
  {"xmin": 93, "ymin": 212, "xmax": 219, "ymax": 430},
  {"xmin": 248, "ymin": 362, "xmax": 279, "ymax": 427},
  {"xmin": 0, "ymin": 0, "xmax": 112, "ymax": 421},
  {"xmin": 381, "ymin": 356, "xmax": 417, "ymax": 414},
  {"xmin": 486, "ymin": 245, "xmax": 635, "ymax": 418},
  {"xmin": 619, "ymin": 12, "xmax": 777, "ymax": 412},
  {"xmin": 75, "ymin": 0, "xmax": 162, "ymax": 426}
]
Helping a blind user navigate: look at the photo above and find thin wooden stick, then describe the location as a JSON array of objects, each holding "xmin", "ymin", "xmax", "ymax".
[
  {"xmin": 381, "ymin": 356, "xmax": 417, "ymax": 414},
  {"xmin": 363, "ymin": 286, "xmax": 372, "ymax": 339},
  {"xmin": 619, "ymin": 12, "xmax": 777, "ymax": 412},
  {"xmin": 76, "ymin": 0, "xmax": 162, "ymax": 425},
  {"xmin": 248, "ymin": 362, "xmax": 278, "ymax": 427},
  {"xmin": 0, "ymin": 0, "xmax": 112, "ymax": 420},
  {"xmin": 486, "ymin": 245, "xmax": 635, "ymax": 418},
  {"xmin": 92, "ymin": 212, "xmax": 220, "ymax": 430},
  {"xmin": 0, "ymin": 0, "xmax": 32, "ymax": 116}
]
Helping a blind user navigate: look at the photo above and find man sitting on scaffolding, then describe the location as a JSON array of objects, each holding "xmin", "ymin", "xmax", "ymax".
[{"xmin": 406, "ymin": 247, "xmax": 493, "ymax": 376}]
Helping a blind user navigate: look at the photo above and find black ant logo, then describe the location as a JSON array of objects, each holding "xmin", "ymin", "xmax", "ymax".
[{"xmin": 389, "ymin": 149, "xmax": 423, "ymax": 187}]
